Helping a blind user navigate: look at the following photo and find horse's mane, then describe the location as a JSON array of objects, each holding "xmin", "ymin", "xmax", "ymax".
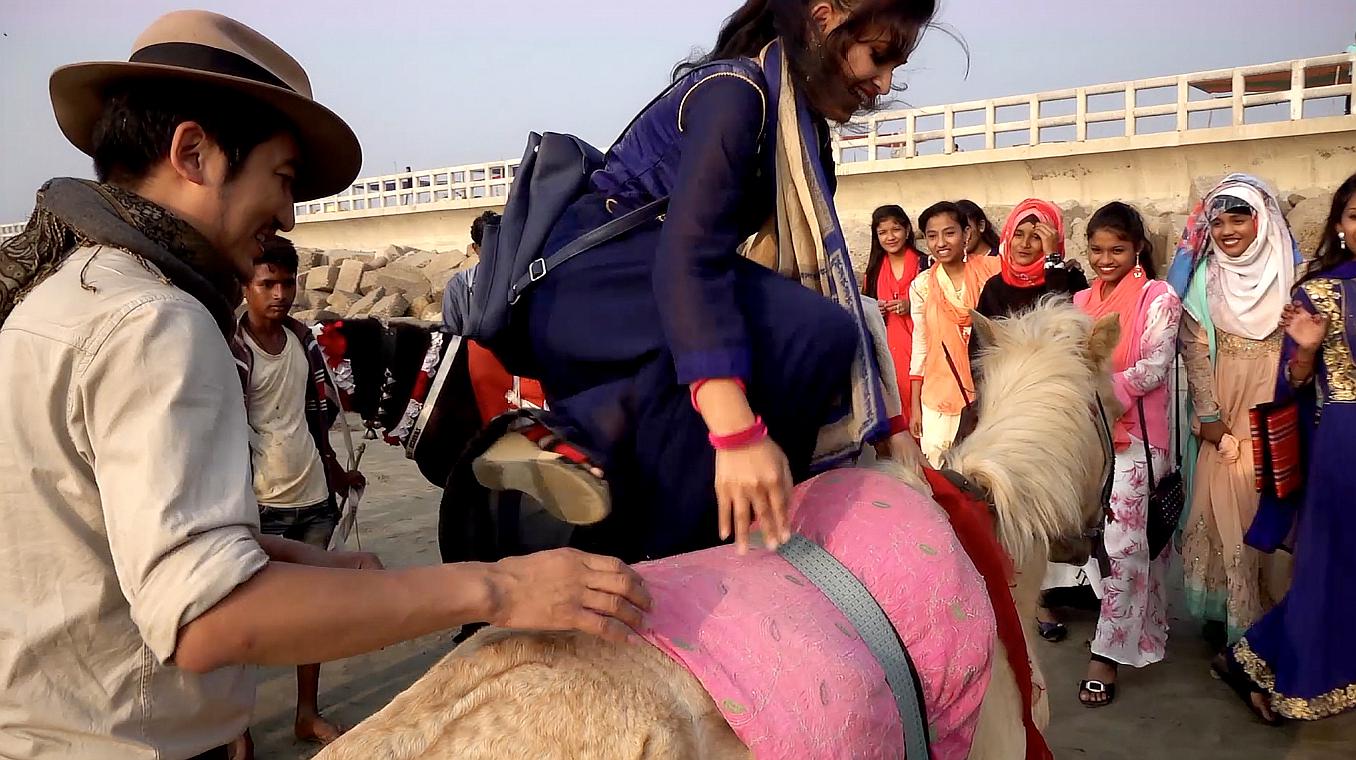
[{"xmin": 942, "ymin": 296, "xmax": 1120, "ymax": 565}]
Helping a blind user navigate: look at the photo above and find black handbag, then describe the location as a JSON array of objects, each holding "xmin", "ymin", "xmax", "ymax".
[{"xmin": 1138, "ymin": 368, "xmax": 1185, "ymax": 560}]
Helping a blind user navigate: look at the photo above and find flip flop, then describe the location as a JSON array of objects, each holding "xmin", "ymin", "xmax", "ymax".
[
  {"xmin": 473, "ymin": 422, "xmax": 611, "ymax": 526},
  {"xmin": 1212, "ymin": 655, "xmax": 1283, "ymax": 726}
]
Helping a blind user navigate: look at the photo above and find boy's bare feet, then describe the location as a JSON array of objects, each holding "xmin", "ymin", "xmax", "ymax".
[{"xmin": 295, "ymin": 712, "xmax": 346, "ymax": 745}]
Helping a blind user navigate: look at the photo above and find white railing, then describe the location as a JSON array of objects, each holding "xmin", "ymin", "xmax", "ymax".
[
  {"xmin": 292, "ymin": 159, "xmax": 518, "ymax": 222},
  {"xmin": 0, "ymin": 221, "xmax": 24, "ymax": 243},
  {"xmin": 3, "ymin": 54, "xmax": 1350, "ymax": 233},
  {"xmin": 832, "ymin": 53, "xmax": 1355, "ymax": 166}
]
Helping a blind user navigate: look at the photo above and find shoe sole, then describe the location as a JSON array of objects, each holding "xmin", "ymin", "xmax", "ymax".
[{"xmin": 473, "ymin": 433, "xmax": 610, "ymax": 526}]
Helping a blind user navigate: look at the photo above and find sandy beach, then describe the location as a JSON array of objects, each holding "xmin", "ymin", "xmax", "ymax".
[{"xmin": 249, "ymin": 422, "xmax": 1356, "ymax": 759}]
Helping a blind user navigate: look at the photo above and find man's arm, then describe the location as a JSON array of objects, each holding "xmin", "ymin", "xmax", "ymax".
[
  {"xmin": 174, "ymin": 549, "xmax": 649, "ymax": 673},
  {"xmin": 83, "ymin": 299, "xmax": 647, "ymax": 675}
]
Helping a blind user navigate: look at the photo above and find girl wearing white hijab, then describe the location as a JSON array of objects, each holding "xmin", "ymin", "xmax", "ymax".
[{"xmin": 1170, "ymin": 174, "xmax": 1301, "ymax": 651}]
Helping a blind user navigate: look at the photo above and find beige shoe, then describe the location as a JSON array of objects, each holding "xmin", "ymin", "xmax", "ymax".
[{"xmin": 472, "ymin": 431, "xmax": 611, "ymax": 526}]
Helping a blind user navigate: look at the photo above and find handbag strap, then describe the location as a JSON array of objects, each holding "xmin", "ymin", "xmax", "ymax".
[
  {"xmin": 1136, "ymin": 397, "xmax": 1156, "ymax": 488},
  {"xmin": 508, "ymin": 196, "xmax": 669, "ymax": 304},
  {"xmin": 940, "ymin": 342, "xmax": 973, "ymax": 406}
]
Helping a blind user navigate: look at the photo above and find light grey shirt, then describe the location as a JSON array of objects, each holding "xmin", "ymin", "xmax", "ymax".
[{"xmin": 0, "ymin": 246, "xmax": 268, "ymax": 759}]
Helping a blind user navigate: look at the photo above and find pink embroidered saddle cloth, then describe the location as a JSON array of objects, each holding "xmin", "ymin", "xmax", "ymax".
[{"xmin": 636, "ymin": 468, "xmax": 995, "ymax": 759}]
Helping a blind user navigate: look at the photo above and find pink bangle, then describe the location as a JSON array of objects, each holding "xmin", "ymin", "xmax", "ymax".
[
  {"xmin": 709, "ymin": 417, "xmax": 768, "ymax": 450},
  {"xmin": 690, "ymin": 377, "xmax": 746, "ymax": 413}
]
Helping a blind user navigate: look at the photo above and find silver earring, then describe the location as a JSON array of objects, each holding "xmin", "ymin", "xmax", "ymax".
[{"xmin": 1342, "ymin": 231, "xmax": 1349, "ymax": 251}]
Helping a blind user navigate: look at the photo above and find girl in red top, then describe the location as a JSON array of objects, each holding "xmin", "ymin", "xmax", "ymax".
[{"xmin": 862, "ymin": 204, "xmax": 926, "ymax": 423}]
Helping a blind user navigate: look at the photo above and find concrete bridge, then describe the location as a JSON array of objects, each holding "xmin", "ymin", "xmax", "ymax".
[{"xmin": 3, "ymin": 53, "xmax": 1353, "ymax": 251}]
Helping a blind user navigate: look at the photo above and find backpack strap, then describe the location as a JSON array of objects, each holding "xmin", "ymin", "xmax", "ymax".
[{"xmin": 508, "ymin": 196, "xmax": 669, "ymax": 304}]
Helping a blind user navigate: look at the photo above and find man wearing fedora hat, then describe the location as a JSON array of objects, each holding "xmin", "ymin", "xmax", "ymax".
[{"xmin": 0, "ymin": 11, "xmax": 649, "ymax": 760}]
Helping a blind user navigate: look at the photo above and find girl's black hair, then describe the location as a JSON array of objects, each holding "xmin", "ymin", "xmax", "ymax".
[
  {"xmin": 1087, "ymin": 201, "xmax": 1158, "ymax": 280},
  {"xmin": 675, "ymin": 0, "xmax": 938, "ymax": 122},
  {"xmin": 918, "ymin": 201, "xmax": 969, "ymax": 235},
  {"xmin": 956, "ymin": 199, "xmax": 1000, "ymax": 253},
  {"xmin": 862, "ymin": 204, "xmax": 916, "ymax": 298},
  {"xmin": 1299, "ymin": 173, "xmax": 1356, "ymax": 285}
]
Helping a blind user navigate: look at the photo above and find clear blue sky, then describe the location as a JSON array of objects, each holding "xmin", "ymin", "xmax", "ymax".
[{"xmin": 1, "ymin": 0, "xmax": 1353, "ymax": 220}]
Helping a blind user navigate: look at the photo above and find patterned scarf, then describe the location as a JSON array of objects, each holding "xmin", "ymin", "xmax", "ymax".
[
  {"xmin": 0, "ymin": 178, "xmax": 241, "ymax": 336},
  {"xmin": 1166, "ymin": 173, "xmax": 1300, "ymax": 340},
  {"xmin": 743, "ymin": 40, "xmax": 890, "ymax": 466}
]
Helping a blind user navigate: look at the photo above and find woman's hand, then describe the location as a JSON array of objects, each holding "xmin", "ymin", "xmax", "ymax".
[
  {"xmin": 1199, "ymin": 419, "xmax": 1227, "ymax": 445},
  {"xmin": 716, "ymin": 437, "xmax": 793, "ymax": 554},
  {"xmin": 1033, "ymin": 222, "xmax": 1063, "ymax": 257},
  {"xmin": 1282, "ymin": 302, "xmax": 1328, "ymax": 352}
]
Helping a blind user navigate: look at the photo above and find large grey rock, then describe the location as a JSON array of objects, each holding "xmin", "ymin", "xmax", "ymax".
[
  {"xmin": 370, "ymin": 264, "xmax": 431, "ymax": 299},
  {"xmin": 378, "ymin": 244, "xmax": 410, "ymax": 261},
  {"xmin": 307, "ymin": 291, "xmax": 330, "ymax": 311},
  {"xmin": 418, "ymin": 302, "xmax": 444, "ymax": 322},
  {"xmin": 368, "ymin": 292, "xmax": 411, "ymax": 319},
  {"xmin": 299, "ymin": 265, "xmax": 339, "ymax": 292},
  {"xmin": 395, "ymin": 249, "xmax": 438, "ymax": 270},
  {"xmin": 409, "ymin": 293, "xmax": 436, "ymax": 318},
  {"xmin": 291, "ymin": 290, "xmax": 312, "ymax": 311},
  {"xmin": 335, "ymin": 259, "xmax": 368, "ymax": 294},
  {"xmin": 293, "ymin": 308, "xmax": 340, "ymax": 323},
  {"xmin": 1287, "ymin": 196, "xmax": 1331, "ymax": 259},
  {"xmin": 327, "ymin": 290, "xmax": 360, "ymax": 315},
  {"xmin": 323, "ymin": 249, "xmax": 375, "ymax": 266},
  {"xmin": 296, "ymin": 249, "xmax": 324, "ymax": 270},
  {"xmin": 345, "ymin": 287, "xmax": 387, "ymax": 317}
]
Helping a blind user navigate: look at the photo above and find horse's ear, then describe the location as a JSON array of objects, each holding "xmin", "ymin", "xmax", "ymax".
[
  {"xmin": 1088, "ymin": 313, "xmax": 1122, "ymax": 367},
  {"xmin": 970, "ymin": 310, "xmax": 997, "ymax": 347}
]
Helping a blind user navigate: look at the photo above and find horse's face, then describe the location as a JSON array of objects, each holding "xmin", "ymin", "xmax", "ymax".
[{"xmin": 951, "ymin": 298, "xmax": 1122, "ymax": 564}]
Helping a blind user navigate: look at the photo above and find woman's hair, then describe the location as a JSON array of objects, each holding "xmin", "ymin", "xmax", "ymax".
[
  {"xmin": 918, "ymin": 201, "xmax": 969, "ymax": 235},
  {"xmin": 862, "ymin": 204, "xmax": 915, "ymax": 298},
  {"xmin": 676, "ymin": 0, "xmax": 938, "ymax": 121},
  {"xmin": 956, "ymin": 199, "xmax": 1000, "ymax": 253},
  {"xmin": 1299, "ymin": 173, "xmax": 1356, "ymax": 285},
  {"xmin": 1087, "ymin": 201, "xmax": 1158, "ymax": 280}
]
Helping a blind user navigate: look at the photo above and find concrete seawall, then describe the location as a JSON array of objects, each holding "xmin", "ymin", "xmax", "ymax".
[{"xmin": 287, "ymin": 129, "xmax": 1356, "ymax": 263}]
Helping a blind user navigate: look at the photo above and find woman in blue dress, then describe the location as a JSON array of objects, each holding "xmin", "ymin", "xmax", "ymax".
[
  {"xmin": 487, "ymin": 0, "xmax": 934, "ymax": 562},
  {"xmin": 1215, "ymin": 172, "xmax": 1356, "ymax": 724}
]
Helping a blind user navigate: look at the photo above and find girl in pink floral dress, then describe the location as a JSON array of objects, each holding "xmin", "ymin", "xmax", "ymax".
[{"xmin": 1074, "ymin": 202, "xmax": 1182, "ymax": 707}]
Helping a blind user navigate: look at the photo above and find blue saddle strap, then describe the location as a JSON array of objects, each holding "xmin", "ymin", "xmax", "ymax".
[{"xmin": 777, "ymin": 534, "xmax": 932, "ymax": 759}]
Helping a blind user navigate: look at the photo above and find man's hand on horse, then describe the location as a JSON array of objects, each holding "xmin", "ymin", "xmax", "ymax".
[
  {"xmin": 487, "ymin": 549, "xmax": 651, "ymax": 644},
  {"xmin": 715, "ymin": 437, "xmax": 794, "ymax": 554}
]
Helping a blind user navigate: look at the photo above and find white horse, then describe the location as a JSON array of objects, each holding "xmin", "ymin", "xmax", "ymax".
[{"xmin": 317, "ymin": 300, "xmax": 1121, "ymax": 760}]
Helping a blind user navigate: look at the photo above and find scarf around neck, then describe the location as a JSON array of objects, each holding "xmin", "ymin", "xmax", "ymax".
[
  {"xmin": 0, "ymin": 178, "xmax": 240, "ymax": 336},
  {"xmin": 998, "ymin": 199, "xmax": 1064, "ymax": 288},
  {"xmin": 743, "ymin": 40, "xmax": 890, "ymax": 465},
  {"xmin": 1078, "ymin": 266, "xmax": 1153, "ymax": 449},
  {"xmin": 921, "ymin": 256, "xmax": 1000, "ymax": 414},
  {"xmin": 1167, "ymin": 173, "xmax": 1300, "ymax": 340}
]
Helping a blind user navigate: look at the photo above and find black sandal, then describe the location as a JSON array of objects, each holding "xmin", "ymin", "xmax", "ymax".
[
  {"xmin": 1078, "ymin": 679, "xmax": 1117, "ymax": 707},
  {"xmin": 1212, "ymin": 654, "xmax": 1283, "ymax": 726},
  {"xmin": 1079, "ymin": 654, "xmax": 1119, "ymax": 708},
  {"xmin": 1037, "ymin": 620, "xmax": 1068, "ymax": 642}
]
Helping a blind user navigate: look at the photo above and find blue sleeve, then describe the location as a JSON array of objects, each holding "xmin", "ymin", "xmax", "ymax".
[{"xmin": 653, "ymin": 73, "xmax": 767, "ymax": 384}]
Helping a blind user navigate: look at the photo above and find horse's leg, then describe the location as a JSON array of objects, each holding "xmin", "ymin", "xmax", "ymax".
[
  {"xmin": 316, "ymin": 628, "xmax": 751, "ymax": 760},
  {"xmin": 968, "ymin": 636, "xmax": 1026, "ymax": 760},
  {"xmin": 1011, "ymin": 551, "xmax": 1052, "ymax": 730}
]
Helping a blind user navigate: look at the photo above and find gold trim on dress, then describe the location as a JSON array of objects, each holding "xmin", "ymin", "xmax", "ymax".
[
  {"xmin": 1235, "ymin": 638, "xmax": 1356, "ymax": 720},
  {"xmin": 1217, "ymin": 329, "xmax": 1282, "ymax": 359},
  {"xmin": 1303, "ymin": 278, "xmax": 1356, "ymax": 402}
]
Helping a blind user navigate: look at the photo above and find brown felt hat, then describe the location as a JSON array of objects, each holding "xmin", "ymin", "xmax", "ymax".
[{"xmin": 49, "ymin": 9, "xmax": 361, "ymax": 202}]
